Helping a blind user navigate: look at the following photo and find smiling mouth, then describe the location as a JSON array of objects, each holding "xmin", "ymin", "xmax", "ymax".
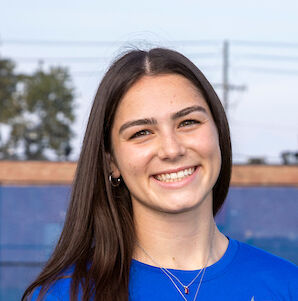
[{"xmin": 153, "ymin": 167, "xmax": 196, "ymax": 183}]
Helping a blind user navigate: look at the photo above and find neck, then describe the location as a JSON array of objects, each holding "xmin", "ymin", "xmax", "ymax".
[{"xmin": 133, "ymin": 198, "xmax": 228, "ymax": 270}]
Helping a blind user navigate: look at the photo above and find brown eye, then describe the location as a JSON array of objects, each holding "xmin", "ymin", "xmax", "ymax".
[
  {"xmin": 130, "ymin": 129, "xmax": 152, "ymax": 139},
  {"xmin": 178, "ymin": 119, "xmax": 200, "ymax": 127}
]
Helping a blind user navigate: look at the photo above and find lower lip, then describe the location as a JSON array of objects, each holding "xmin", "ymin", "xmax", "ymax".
[{"xmin": 151, "ymin": 166, "xmax": 200, "ymax": 189}]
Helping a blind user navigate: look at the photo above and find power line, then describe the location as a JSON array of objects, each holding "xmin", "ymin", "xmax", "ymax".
[
  {"xmin": 231, "ymin": 40, "xmax": 298, "ymax": 49},
  {"xmin": 234, "ymin": 53, "xmax": 298, "ymax": 62},
  {"xmin": 235, "ymin": 66, "xmax": 298, "ymax": 75},
  {"xmin": 1, "ymin": 39, "xmax": 220, "ymax": 47},
  {"xmin": 1, "ymin": 39, "xmax": 124, "ymax": 47},
  {"xmin": 8, "ymin": 57, "xmax": 111, "ymax": 63},
  {"xmin": 9, "ymin": 52, "xmax": 219, "ymax": 63},
  {"xmin": 3, "ymin": 39, "xmax": 298, "ymax": 49}
]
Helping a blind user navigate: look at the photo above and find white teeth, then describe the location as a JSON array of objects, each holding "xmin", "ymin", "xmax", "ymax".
[
  {"xmin": 171, "ymin": 173, "xmax": 177, "ymax": 179},
  {"xmin": 177, "ymin": 171, "xmax": 184, "ymax": 178},
  {"xmin": 155, "ymin": 167, "xmax": 195, "ymax": 182}
]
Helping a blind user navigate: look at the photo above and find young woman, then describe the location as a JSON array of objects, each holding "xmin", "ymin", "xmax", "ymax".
[{"xmin": 23, "ymin": 48, "xmax": 297, "ymax": 301}]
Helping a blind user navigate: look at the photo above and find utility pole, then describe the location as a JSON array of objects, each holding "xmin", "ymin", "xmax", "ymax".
[
  {"xmin": 222, "ymin": 40, "xmax": 229, "ymax": 112},
  {"xmin": 220, "ymin": 40, "xmax": 246, "ymax": 118}
]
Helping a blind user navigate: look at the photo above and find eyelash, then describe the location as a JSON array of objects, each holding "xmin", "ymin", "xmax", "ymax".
[
  {"xmin": 178, "ymin": 119, "xmax": 200, "ymax": 127},
  {"xmin": 129, "ymin": 129, "xmax": 152, "ymax": 139},
  {"xmin": 129, "ymin": 119, "xmax": 200, "ymax": 139}
]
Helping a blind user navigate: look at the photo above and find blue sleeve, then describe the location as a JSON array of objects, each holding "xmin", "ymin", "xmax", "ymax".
[
  {"xmin": 30, "ymin": 278, "xmax": 72, "ymax": 301},
  {"xmin": 30, "ymin": 287, "xmax": 62, "ymax": 301}
]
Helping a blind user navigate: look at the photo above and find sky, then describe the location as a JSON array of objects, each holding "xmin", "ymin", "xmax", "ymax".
[{"xmin": 1, "ymin": 0, "xmax": 298, "ymax": 163}]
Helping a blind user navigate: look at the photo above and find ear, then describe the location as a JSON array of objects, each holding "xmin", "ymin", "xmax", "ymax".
[{"xmin": 107, "ymin": 152, "xmax": 121, "ymax": 178}]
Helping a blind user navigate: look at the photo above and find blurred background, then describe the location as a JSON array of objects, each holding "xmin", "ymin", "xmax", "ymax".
[{"xmin": 0, "ymin": 0, "xmax": 298, "ymax": 300}]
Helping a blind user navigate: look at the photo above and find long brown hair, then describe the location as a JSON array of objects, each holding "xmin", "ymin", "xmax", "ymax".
[{"xmin": 22, "ymin": 48, "xmax": 232, "ymax": 300}]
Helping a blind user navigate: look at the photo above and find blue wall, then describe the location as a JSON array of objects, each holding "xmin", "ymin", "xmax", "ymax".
[{"xmin": 0, "ymin": 185, "xmax": 297, "ymax": 300}]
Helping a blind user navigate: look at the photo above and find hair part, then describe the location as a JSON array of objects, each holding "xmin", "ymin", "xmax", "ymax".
[
  {"xmin": 22, "ymin": 47, "xmax": 232, "ymax": 301},
  {"xmin": 144, "ymin": 55, "xmax": 152, "ymax": 74}
]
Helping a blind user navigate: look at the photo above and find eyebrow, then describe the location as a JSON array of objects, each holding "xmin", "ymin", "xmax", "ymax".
[
  {"xmin": 118, "ymin": 105, "xmax": 207, "ymax": 134},
  {"xmin": 119, "ymin": 118, "xmax": 157, "ymax": 134},
  {"xmin": 172, "ymin": 105, "xmax": 207, "ymax": 120}
]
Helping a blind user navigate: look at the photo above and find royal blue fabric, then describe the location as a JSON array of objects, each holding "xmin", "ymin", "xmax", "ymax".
[
  {"xmin": 31, "ymin": 237, "xmax": 298, "ymax": 300},
  {"xmin": 129, "ymin": 237, "xmax": 298, "ymax": 300}
]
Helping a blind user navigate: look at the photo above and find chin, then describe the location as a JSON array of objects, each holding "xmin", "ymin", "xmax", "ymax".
[{"xmin": 155, "ymin": 199, "xmax": 205, "ymax": 215}]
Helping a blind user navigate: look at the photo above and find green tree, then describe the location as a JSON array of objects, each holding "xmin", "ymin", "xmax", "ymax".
[
  {"xmin": 0, "ymin": 58, "xmax": 75, "ymax": 160},
  {"xmin": 0, "ymin": 58, "xmax": 20, "ymax": 123},
  {"xmin": 0, "ymin": 58, "xmax": 20, "ymax": 159}
]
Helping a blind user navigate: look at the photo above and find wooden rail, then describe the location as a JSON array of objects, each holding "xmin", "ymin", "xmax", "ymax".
[{"xmin": 0, "ymin": 161, "xmax": 297, "ymax": 186}]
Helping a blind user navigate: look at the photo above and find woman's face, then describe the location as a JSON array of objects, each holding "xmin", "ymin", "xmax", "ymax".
[{"xmin": 110, "ymin": 74, "xmax": 221, "ymax": 214}]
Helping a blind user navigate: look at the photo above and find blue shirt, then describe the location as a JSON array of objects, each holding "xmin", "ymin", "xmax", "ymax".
[{"xmin": 31, "ymin": 237, "xmax": 298, "ymax": 300}]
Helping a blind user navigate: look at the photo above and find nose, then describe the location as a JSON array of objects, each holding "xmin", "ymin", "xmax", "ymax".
[{"xmin": 157, "ymin": 131, "xmax": 186, "ymax": 160}]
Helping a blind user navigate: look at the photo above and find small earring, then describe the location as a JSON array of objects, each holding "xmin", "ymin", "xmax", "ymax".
[{"xmin": 108, "ymin": 174, "xmax": 121, "ymax": 187}]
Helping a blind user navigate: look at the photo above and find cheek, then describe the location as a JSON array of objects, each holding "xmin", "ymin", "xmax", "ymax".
[
  {"xmin": 192, "ymin": 127, "xmax": 221, "ymax": 160},
  {"xmin": 205, "ymin": 128, "xmax": 222, "ymax": 173},
  {"xmin": 115, "ymin": 143, "xmax": 155, "ymax": 178},
  {"xmin": 193, "ymin": 127, "xmax": 222, "ymax": 184}
]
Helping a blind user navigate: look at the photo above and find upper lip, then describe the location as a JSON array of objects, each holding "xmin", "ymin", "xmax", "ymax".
[{"xmin": 152, "ymin": 165, "xmax": 198, "ymax": 176}]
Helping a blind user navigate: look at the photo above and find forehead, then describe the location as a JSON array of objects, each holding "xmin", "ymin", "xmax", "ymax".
[{"xmin": 114, "ymin": 74, "xmax": 211, "ymax": 122}]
